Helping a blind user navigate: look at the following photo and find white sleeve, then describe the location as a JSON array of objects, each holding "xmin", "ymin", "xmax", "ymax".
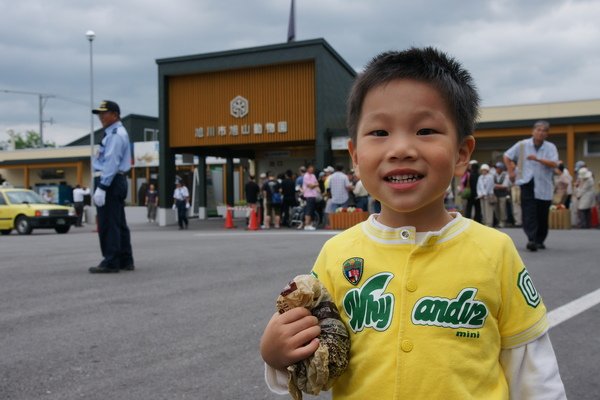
[
  {"xmin": 264, "ymin": 363, "xmax": 290, "ymax": 395},
  {"xmin": 499, "ymin": 332, "xmax": 567, "ymax": 400}
]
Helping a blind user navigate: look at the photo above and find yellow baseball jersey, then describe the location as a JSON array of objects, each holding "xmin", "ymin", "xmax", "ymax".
[{"xmin": 311, "ymin": 214, "xmax": 548, "ymax": 400}]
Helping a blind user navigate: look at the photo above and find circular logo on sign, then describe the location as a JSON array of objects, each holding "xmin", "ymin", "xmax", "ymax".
[{"xmin": 230, "ymin": 96, "xmax": 248, "ymax": 118}]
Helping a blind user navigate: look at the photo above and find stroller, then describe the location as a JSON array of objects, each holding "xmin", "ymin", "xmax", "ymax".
[{"xmin": 289, "ymin": 197, "xmax": 321, "ymax": 229}]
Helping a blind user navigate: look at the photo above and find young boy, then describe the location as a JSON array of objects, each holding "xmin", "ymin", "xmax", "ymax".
[{"xmin": 260, "ymin": 47, "xmax": 566, "ymax": 399}]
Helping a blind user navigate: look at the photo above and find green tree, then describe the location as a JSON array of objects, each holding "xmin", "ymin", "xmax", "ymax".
[{"xmin": 7, "ymin": 130, "xmax": 56, "ymax": 149}]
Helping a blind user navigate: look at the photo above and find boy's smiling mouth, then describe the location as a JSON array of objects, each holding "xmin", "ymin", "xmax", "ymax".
[{"xmin": 384, "ymin": 174, "xmax": 423, "ymax": 183}]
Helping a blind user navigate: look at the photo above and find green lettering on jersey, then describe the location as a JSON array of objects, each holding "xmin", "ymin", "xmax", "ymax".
[
  {"xmin": 343, "ymin": 273, "xmax": 394, "ymax": 333},
  {"xmin": 412, "ymin": 288, "xmax": 488, "ymax": 329}
]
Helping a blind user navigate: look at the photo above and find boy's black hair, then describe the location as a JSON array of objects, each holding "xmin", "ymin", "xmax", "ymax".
[{"xmin": 347, "ymin": 47, "xmax": 480, "ymax": 143}]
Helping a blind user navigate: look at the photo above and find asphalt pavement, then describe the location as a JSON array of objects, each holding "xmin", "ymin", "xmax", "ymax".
[{"xmin": 0, "ymin": 218, "xmax": 598, "ymax": 399}]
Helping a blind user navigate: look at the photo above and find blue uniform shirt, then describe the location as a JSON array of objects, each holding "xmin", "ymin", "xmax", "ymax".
[
  {"xmin": 93, "ymin": 121, "xmax": 131, "ymax": 190},
  {"xmin": 504, "ymin": 138, "xmax": 558, "ymax": 201}
]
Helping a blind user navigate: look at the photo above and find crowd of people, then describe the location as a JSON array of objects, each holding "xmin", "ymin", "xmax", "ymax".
[
  {"xmin": 244, "ymin": 163, "xmax": 372, "ymax": 231},
  {"xmin": 454, "ymin": 122, "xmax": 599, "ymax": 252},
  {"xmin": 250, "ymin": 146, "xmax": 598, "ymax": 237},
  {"xmin": 457, "ymin": 158, "xmax": 598, "ymax": 232}
]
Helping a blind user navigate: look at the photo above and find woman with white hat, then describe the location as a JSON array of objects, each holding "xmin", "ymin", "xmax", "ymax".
[
  {"xmin": 575, "ymin": 167, "xmax": 595, "ymax": 228},
  {"xmin": 476, "ymin": 163, "xmax": 495, "ymax": 227}
]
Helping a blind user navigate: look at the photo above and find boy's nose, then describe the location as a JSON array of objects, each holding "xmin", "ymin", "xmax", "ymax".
[{"xmin": 385, "ymin": 133, "xmax": 419, "ymax": 161}]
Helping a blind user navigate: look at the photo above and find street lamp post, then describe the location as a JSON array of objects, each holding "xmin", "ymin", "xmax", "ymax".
[{"xmin": 86, "ymin": 30, "xmax": 95, "ymax": 193}]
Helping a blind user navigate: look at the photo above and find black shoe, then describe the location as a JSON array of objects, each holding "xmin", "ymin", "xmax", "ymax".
[
  {"xmin": 89, "ymin": 265, "xmax": 119, "ymax": 273},
  {"xmin": 526, "ymin": 242, "xmax": 538, "ymax": 252},
  {"xmin": 536, "ymin": 243, "xmax": 546, "ymax": 250},
  {"xmin": 120, "ymin": 265, "xmax": 135, "ymax": 271}
]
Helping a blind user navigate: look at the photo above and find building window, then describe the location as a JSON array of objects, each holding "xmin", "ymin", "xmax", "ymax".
[
  {"xmin": 584, "ymin": 135, "xmax": 600, "ymax": 156},
  {"xmin": 144, "ymin": 128, "xmax": 159, "ymax": 141}
]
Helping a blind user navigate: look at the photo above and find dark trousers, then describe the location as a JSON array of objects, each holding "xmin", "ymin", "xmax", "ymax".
[
  {"xmin": 74, "ymin": 202, "xmax": 84, "ymax": 226},
  {"xmin": 96, "ymin": 175, "xmax": 133, "ymax": 268},
  {"xmin": 578, "ymin": 208, "xmax": 591, "ymax": 229},
  {"xmin": 465, "ymin": 196, "xmax": 482, "ymax": 222},
  {"xmin": 520, "ymin": 180, "xmax": 551, "ymax": 244},
  {"xmin": 355, "ymin": 196, "xmax": 369, "ymax": 212},
  {"xmin": 176, "ymin": 200, "xmax": 188, "ymax": 228}
]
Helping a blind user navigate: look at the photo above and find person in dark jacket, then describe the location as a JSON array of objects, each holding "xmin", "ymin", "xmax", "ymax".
[
  {"xmin": 464, "ymin": 160, "xmax": 482, "ymax": 222},
  {"xmin": 244, "ymin": 175, "xmax": 260, "ymax": 227},
  {"xmin": 280, "ymin": 170, "xmax": 297, "ymax": 227}
]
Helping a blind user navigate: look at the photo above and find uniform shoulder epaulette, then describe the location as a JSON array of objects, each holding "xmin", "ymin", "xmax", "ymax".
[{"xmin": 112, "ymin": 128, "xmax": 117, "ymax": 134}]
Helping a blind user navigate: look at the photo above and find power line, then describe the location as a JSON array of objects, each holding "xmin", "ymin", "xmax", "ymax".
[
  {"xmin": 0, "ymin": 89, "xmax": 87, "ymax": 146},
  {"xmin": 0, "ymin": 89, "xmax": 54, "ymax": 145}
]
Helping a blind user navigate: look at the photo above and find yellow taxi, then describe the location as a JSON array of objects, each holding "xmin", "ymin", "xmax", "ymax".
[{"xmin": 0, "ymin": 188, "xmax": 78, "ymax": 235}]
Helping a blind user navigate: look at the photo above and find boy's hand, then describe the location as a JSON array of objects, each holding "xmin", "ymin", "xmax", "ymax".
[{"xmin": 260, "ymin": 307, "xmax": 321, "ymax": 371}]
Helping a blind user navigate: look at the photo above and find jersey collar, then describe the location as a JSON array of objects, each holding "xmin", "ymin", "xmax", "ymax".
[{"xmin": 361, "ymin": 212, "xmax": 471, "ymax": 246}]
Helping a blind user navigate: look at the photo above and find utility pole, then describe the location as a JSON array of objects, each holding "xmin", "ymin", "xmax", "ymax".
[{"xmin": 0, "ymin": 89, "xmax": 54, "ymax": 146}]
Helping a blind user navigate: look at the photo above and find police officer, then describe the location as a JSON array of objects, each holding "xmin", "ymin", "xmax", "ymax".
[{"xmin": 89, "ymin": 100, "xmax": 135, "ymax": 273}]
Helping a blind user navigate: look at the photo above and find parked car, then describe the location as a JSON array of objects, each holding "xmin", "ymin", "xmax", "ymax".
[{"xmin": 0, "ymin": 188, "xmax": 77, "ymax": 235}]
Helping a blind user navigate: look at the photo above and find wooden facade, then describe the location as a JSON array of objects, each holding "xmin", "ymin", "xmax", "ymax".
[{"xmin": 168, "ymin": 61, "xmax": 316, "ymax": 148}]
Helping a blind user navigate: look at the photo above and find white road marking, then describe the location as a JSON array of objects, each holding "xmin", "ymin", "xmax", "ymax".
[{"xmin": 548, "ymin": 287, "xmax": 600, "ymax": 328}]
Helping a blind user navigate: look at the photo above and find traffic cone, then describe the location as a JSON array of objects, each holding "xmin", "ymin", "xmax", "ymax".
[
  {"xmin": 248, "ymin": 207, "xmax": 259, "ymax": 230},
  {"xmin": 224, "ymin": 205, "xmax": 236, "ymax": 229}
]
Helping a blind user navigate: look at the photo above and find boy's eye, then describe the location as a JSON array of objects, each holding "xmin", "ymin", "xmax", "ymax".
[
  {"xmin": 369, "ymin": 130, "xmax": 388, "ymax": 137},
  {"xmin": 416, "ymin": 128, "xmax": 437, "ymax": 136}
]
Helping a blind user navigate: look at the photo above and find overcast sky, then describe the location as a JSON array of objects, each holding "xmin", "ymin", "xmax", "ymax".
[{"xmin": 1, "ymin": 0, "xmax": 599, "ymax": 146}]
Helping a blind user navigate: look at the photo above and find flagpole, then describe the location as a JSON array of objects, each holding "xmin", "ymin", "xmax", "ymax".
[{"xmin": 287, "ymin": 0, "xmax": 295, "ymax": 42}]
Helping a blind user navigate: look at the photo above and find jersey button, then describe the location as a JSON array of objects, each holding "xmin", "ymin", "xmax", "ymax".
[
  {"xmin": 406, "ymin": 280, "xmax": 417, "ymax": 292},
  {"xmin": 400, "ymin": 229, "xmax": 410, "ymax": 240},
  {"xmin": 401, "ymin": 340, "xmax": 413, "ymax": 352}
]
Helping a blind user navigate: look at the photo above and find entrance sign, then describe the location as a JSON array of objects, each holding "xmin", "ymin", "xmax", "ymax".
[{"xmin": 230, "ymin": 96, "xmax": 249, "ymax": 118}]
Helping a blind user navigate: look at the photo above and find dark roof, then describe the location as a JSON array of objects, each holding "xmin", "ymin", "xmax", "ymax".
[
  {"xmin": 156, "ymin": 38, "xmax": 356, "ymax": 77},
  {"xmin": 65, "ymin": 114, "xmax": 158, "ymax": 146}
]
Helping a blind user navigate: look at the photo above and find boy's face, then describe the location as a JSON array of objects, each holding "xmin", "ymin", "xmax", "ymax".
[{"xmin": 348, "ymin": 79, "xmax": 474, "ymax": 228}]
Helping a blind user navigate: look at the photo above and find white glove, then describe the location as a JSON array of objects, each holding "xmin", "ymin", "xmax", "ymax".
[
  {"xmin": 172, "ymin": 204, "xmax": 177, "ymax": 210},
  {"xmin": 93, "ymin": 188, "xmax": 106, "ymax": 207},
  {"xmin": 185, "ymin": 202, "xmax": 190, "ymax": 209}
]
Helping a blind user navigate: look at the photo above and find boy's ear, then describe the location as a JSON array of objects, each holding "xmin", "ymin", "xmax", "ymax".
[
  {"xmin": 348, "ymin": 139, "xmax": 358, "ymax": 168},
  {"xmin": 454, "ymin": 135, "xmax": 476, "ymax": 177}
]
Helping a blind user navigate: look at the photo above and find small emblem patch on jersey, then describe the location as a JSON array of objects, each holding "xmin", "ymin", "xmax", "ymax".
[
  {"xmin": 518, "ymin": 268, "xmax": 541, "ymax": 307},
  {"xmin": 342, "ymin": 257, "xmax": 364, "ymax": 285}
]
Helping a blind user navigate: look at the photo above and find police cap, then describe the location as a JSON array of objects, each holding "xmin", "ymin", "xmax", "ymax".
[{"xmin": 92, "ymin": 100, "xmax": 120, "ymax": 114}]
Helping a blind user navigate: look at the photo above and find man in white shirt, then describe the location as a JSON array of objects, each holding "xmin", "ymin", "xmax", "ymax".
[
  {"xmin": 72, "ymin": 184, "xmax": 90, "ymax": 227},
  {"xmin": 328, "ymin": 165, "xmax": 354, "ymax": 210},
  {"xmin": 504, "ymin": 120, "xmax": 558, "ymax": 251}
]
